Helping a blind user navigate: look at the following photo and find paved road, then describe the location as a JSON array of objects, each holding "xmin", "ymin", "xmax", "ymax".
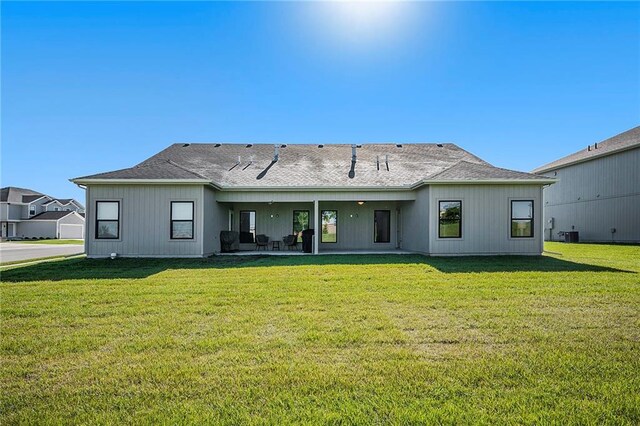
[{"xmin": 0, "ymin": 243, "xmax": 84, "ymax": 263}]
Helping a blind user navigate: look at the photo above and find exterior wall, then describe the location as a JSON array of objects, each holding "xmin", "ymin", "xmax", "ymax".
[
  {"xmin": 86, "ymin": 184, "xmax": 206, "ymax": 257},
  {"xmin": 428, "ymin": 184, "xmax": 544, "ymax": 255},
  {"xmin": 400, "ymin": 186, "xmax": 429, "ymax": 253},
  {"xmin": 540, "ymin": 148, "xmax": 640, "ymax": 242},
  {"xmin": 317, "ymin": 201, "xmax": 401, "ymax": 251},
  {"xmin": 16, "ymin": 221, "xmax": 57, "ymax": 239},
  {"xmin": 216, "ymin": 190, "xmax": 415, "ymax": 203},
  {"xmin": 203, "ymin": 187, "xmax": 229, "ymax": 255},
  {"xmin": 227, "ymin": 202, "xmax": 316, "ymax": 251}
]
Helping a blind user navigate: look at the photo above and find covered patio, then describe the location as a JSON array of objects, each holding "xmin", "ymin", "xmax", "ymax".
[{"xmin": 215, "ymin": 190, "xmax": 417, "ymax": 254}]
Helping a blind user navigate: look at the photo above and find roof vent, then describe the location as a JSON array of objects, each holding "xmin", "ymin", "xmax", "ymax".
[
  {"xmin": 349, "ymin": 144, "xmax": 357, "ymax": 179},
  {"xmin": 436, "ymin": 144, "xmax": 443, "ymax": 148},
  {"xmin": 594, "ymin": 142, "xmax": 598, "ymax": 149},
  {"xmin": 246, "ymin": 144, "xmax": 253, "ymax": 148},
  {"xmin": 214, "ymin": 143, "xmax": 221, "ymax": 148},
  {"xmin": 587, "ymin": 145, "xmax": 591, "ymax": 151},
  {"xmin": 280, "ymin": 144, "xmax": 287, "ymax": 148},
  {"xmin": 318, "ymin": 144, "xmax": 324, "ymax": 148},
  {"xmin": 182, "ymin": 143, "xmax": 190, "ymax": 147},
  {"xmin": 376, "ymin": 155, "xmax": 380, "ymax": 171},
  {"xmin": 273, "ymin": 144, "xmax": 280, "ymax": 162},
  {"xmin": 396, "ymin": 144, "xmax": 402, "ymax": 148},
  {"xmin": 385, "ymin": 154, "xmax": 390, "ymax": 171},
  {"xmin": 356, "ymin": 144, "xmax": 362, "ymax": 148}
]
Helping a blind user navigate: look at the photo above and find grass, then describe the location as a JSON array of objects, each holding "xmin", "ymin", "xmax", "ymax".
[
  {"xmin": 1, "ymin": 243, "xmax": 639, "ymax": 424},
  {"xmin": 4, "ymin": 239, "xmax": 84, "ymax": 245}
]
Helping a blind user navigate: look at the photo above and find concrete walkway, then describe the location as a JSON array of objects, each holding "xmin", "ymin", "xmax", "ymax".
[{"xmin": 0, "ymin": 243, "xmax": 84, "ymax": 263}]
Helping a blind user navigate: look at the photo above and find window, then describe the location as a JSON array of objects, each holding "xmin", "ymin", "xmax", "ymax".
[
  {"xmin": 293, "ymin": 210, "xmax": 309, "ymax": 242},
  {"xmin": 240, "ymin": 211, "xmax": 256, "ymax": 243},
  {"xmin": 511, "ymin": 200, "xmax": 534, "ymax": 238},
  {"xmin": 439, "ymin": 200, "xmax": 462, "ymax": 238},
  {"xmin": 374, "ymin": 210, "xmax": 391, "ymax": 243},
  {"xmin": 96, "ymin": 201, "xmax": 120, "ymax": 239},
  {"xmin": 29, "ymin": 205, "xmax": 36, "ymax": 216},
  {"xmin": 321, "ymin": 210, "xmax": 337, "ymax": 243},
  {"xmin": 170, "ymin": 201, "xmax": 194, "ymax": 239}
]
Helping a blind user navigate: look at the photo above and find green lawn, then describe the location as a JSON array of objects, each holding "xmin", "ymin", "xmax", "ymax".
[
  {"xmin": 6, "ymin": 239, "xmax": 84, "ymax": 245},
  {"xmin": 1, "ymin": 243, "xmax": 639, "ymax": 424}
]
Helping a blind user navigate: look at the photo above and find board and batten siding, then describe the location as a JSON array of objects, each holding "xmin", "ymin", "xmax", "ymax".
[
  {"xmin": 86, "ymin": 184, "xmax": 206, "ymax": 257},
  {"xmin": 428, "ymin": 184, "xmax": 543, "ymax": 255},
  {"xmin": 203, "ymin": 187, "xmax": 229, "ymax": 255},
  {"xmin": 316, "ymin": 201, "xmax": 401, "ymax": 251},
  {"xmin": 400, "ymin": 186, "xmax": 429, "ymax": 253},
  {"xmin": 540, "ymin": 147, "xmax": 640, "ymax": 242}
]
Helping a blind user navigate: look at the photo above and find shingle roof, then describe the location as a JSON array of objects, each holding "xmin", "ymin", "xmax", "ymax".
[
  {"xmin": 0, "ymin": 187, "xmax": 44, "ymax": 203},
  {"xmin": 532, "ymin": 126, "xmax": 640, "ymax": 174},
  {"xmin": 29, "ymin": 211, "xmax": 75, "ymax": 220},
  {"xmin": 73, "ymin": 143, "xmax": 551, "ymax": 188}
]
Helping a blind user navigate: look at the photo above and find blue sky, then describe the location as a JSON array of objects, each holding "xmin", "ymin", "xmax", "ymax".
[{"xmin": 2, "ymin": 1, "xmax": 639, "ymax": 202}]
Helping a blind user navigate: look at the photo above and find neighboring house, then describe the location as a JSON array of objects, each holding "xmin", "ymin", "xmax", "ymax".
[
  {"xmin": 71, "ymin": 143, "xmax": 554, "ymax": 258},
  {"xmin": 532, "ymin": 126, "xmax": 640, "ymax": 243},
  {"xmin": 0, "ymin": 187, "xmax": 86, "ymax": 239}
]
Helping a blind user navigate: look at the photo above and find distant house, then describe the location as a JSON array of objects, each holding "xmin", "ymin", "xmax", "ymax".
[
  {"xmin": 71, "ymin": 143, "xmax": 554, "ymax": 258},
  {"xmin": 0, "ymin": 187, "xmax": 85, "ymax": 240},
  {"xmin": 533, "ymin": 126, "xmax": 640, "ymax": 243}
]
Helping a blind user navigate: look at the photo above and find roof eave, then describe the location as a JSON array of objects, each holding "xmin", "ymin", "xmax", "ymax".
[
  {"xmin": 411, "ymin": 178, "xmax": 556, "ymax": 189},
  {"xmin": 532, "ymin": 143, "xmax": 640, "ymax": 174},
  {"xmin": 70, "ymin": 178, "xmax": 220, "ymax": 190}
]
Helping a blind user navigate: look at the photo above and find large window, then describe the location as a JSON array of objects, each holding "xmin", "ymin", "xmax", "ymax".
[
  {"xmin": 293, "ymin": 210, "xmax": 309, "ymax": 242},
  {"xmin": 321, "ymin": 210, "xmax": 337, "ymax": 243},
  {"xmin": 96, "ymin": 201, "xmax": 120, "ymax": 239},
  {"xmin": 240, "ymin": 211, "xmax": 256, "ymax": 243},
  {"xmin": 170, "ymin": 201, "xmax": 194, "ymax": 239},
  {"xmin": 439, "ymin": 200, "xmax": 462, "ymax": 238},
  {"xmin": 511, "ymin": 200, "xmax": 534, "ymax": 238},
  {"xmin": 374, "ymin": 210, "xmax": 391, "ymax": 243}
]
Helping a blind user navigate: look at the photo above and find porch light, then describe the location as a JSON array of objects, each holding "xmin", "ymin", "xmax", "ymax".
[{"xmin": 357, "ymin": 201, "xmax": 365, "ymax": 205}]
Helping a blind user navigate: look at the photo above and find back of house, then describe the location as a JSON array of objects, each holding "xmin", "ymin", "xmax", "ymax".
[{"xmin": 71, "ymin": 142, "xmax": 554, "ymax": 257}]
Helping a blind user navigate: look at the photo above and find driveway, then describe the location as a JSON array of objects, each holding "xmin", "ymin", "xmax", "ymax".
[{"xmin": 0, "ymin": 243, "xmax": 84, "ymax": 263}]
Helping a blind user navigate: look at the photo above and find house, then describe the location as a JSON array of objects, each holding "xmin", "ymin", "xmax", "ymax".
[
  {"xmin": 0, "ymin": 187, "xmax": 86, "ymax": 240},
  {"xmin": 71, "ymin": 143, "xmax": 553, "ymax": 258},
  {"xmin": 532, "ymin": 126, "xmax": 640, "ymax": 243}
]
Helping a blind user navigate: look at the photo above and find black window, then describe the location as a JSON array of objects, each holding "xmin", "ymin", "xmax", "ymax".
[
  {"xmin": 374, "ymin": 210, "xmax": 391, "ymax": 243},
  {"xmin": 293, "ymin": 210, "xmax": 309, "ymax": 242},
  {"xmin": 439, "ymin": 200, "xmax": 462, "ymax": 238},
  {"xmin": 240, "ymin": 211, "xmax": 256, "ymax": 243},
  {"xmin": 321, "ymin": 210, "xmax": 337, "ymax": 243},
  {"xmin": 29, "ymin": 205, "xmax": 36, "ymax": 216},
  {"xmin": 170, "ymin": 201, "xmax": 194, "ymax": 239},
  {"xmin": 96, "ymin": 201, "xmax": 120, "ymax": 239},
  {"xmin": 511, "ymin": 200, "xmax": 534, "ymax": 238}
]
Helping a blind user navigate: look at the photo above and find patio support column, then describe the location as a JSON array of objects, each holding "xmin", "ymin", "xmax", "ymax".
[{"xmin": 313, "ymin": 199, "xmax": 319, "ymax": 254}]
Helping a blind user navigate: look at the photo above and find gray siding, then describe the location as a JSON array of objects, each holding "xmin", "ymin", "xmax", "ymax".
[
  {"xmin": 86, "ymin": 185, "xmax": 205, "ymax": 257},
  {"xmin": 203, "ymin": 187, "xmax": 229, "ymax": 255},
  {"xmin": 428, "ymin": 185, "xmax": 543, "ymax": 255},
  {"xmin": 317, "ymin": 201, "xmax": 401, "ymax": 251},
  {"xmin": 401, "ymin": 186, "xmax": 429, "ymax": 253},
  {"xmin": 541, "ymin": 147, "xmax": 640, "ymax": 242},
  {"xmin": 16, "ymin": 221, "xmax": 57, "ymax": 239}
]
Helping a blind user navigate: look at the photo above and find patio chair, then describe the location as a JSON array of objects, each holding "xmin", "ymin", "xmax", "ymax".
[
  {"xmin": 255, "ymin": 234, "xmax": 269, "ymax": 250},
  {"xmin": 283, "ymin": 234, "xmax": 298, "ymax": 251}
]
